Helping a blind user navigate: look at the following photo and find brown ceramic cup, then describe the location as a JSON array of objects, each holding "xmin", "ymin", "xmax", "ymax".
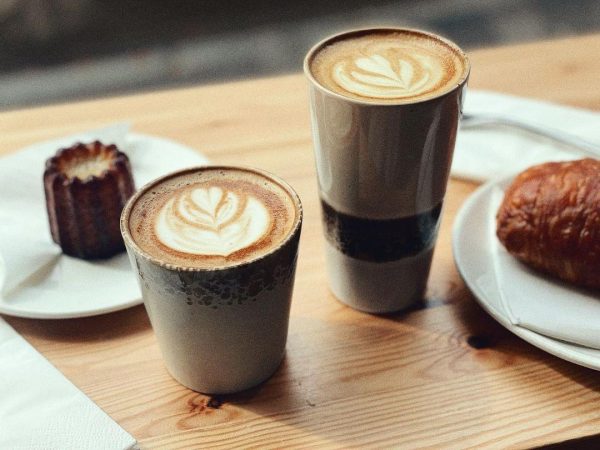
[
  {"xmin": 120, "ymin": 166, "xmax": 302, "ymax": 394},
  {"xmin": 304, "ymin": 28, "xmax": 469, "ymax": 313}
]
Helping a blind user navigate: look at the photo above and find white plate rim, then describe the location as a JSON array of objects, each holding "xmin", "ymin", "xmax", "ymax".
[
  {"xmin": 0, "ymin": 292, "xmax": 142, "ymax": 320},
  {"xmin": 452, "ymin": 175, "xmax": 600, "ymax": 371}
]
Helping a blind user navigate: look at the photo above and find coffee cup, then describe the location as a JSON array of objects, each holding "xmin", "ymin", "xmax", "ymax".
[
  {"xmin": 304, "ymin": 28, "xmax": 469, "ymax": 313},
  {"xmin": 120, "ymin": 166, "xmax": 302, "ymax": 394}
]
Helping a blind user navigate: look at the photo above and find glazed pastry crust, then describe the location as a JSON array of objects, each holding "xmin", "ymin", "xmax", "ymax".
[{"xmin": 496, "ymin": 158, "xmax": 600, "ymax": 289}]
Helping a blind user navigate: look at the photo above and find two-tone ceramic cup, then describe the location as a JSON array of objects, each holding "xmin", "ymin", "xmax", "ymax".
[
  {"xmin": 304, "ymin": 28, "xmax": 469, "ymax": 313},
  {"xmin": 121, "ymin": 166, "xmax": 302, "ymax": 394}
]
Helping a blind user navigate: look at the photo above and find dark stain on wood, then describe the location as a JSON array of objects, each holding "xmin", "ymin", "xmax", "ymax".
[
  {"xmin": 207, "ymin": 396, "xmax": 223, "ymax": 409},
  {"xmin": 467, "ymin": 335, "xmax": 494, "ymax": 349}
]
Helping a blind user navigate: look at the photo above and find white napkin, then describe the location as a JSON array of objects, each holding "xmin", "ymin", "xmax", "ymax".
[
  {"xmin": 452, "ymin": 90, "xmax": 600, "ymax": 182},
  {"xmin": 0, "ymin": 318, "xmax": 137, "ymax": 450},
  {"xmin": 0, "ymin": 124, "xmax": 208, "ymax": 318}
]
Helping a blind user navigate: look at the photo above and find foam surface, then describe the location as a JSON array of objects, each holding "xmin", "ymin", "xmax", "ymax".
[
  {"xmin": 155, "ymin": 186, "xmax": 271, "ymax": 257},
  {"xmin": 128, "ymin": 168, "xmax": 298, "ymax": 269},
  {"xmin": 310, "ymin": 30, "xmax": 467, "ymax": 103}
]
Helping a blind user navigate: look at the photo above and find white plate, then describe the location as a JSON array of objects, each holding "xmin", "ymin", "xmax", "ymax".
[
  {"xmin": 0, "ymin": 132, "xmax": 208, "ymax": 319},
  {"xmin": 452, "ymin": 176, "xmax": 600, "ymax": 370}
]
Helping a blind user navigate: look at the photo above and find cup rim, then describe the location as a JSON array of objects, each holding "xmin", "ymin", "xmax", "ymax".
[
  {"xmin": 120, "ymin": 165, "xmax": 303, "ymax": 272},
  {"xmin": 303, "ymin": 27, "xmax": 471, "ymax": 106}
]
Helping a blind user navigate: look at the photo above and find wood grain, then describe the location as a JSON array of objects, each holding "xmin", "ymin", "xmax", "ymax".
[{"xmin": 2, "ymin": 34, "xmax": 600, "ymax": 449}]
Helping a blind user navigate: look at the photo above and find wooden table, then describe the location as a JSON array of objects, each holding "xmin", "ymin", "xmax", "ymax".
[{"xmin": 3, "ymin": 34, "xmax": 600, "ymax": 449}]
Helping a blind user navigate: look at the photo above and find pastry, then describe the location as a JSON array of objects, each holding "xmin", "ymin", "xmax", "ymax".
[
  {"xmin": 496, "ymin": 158, "xmax": 600, "ymax": 289},
  {"xmin": 44, "ymin": 141, "xmax": 135, "ymax": 259}
]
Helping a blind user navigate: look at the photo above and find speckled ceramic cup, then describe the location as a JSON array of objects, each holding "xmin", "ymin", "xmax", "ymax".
[{"xmin": 121, "ymin": 166, "xmax": 302, "ymax": 394}]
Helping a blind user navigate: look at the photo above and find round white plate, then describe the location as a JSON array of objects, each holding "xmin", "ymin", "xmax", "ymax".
[
  {"xmin": 452, "ymin": 176, "xmax": 600, "ymax": 370},
  {"xmin": 0, "ymin": 132, "xmax": 208, "ymax": 319}
]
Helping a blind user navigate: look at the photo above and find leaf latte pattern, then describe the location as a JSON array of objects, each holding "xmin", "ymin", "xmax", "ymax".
[
  {"xmin": 155, "ymin": 186, "xmax": 270, "ymax": 256},
  {"xmin": 333, "ymin": 51, "xmax": 444, "ymax": 99}
]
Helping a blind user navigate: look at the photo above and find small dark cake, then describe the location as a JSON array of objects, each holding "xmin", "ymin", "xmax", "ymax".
[{"xmin": 44, "ymin": 141, "xmax": 135, "ymax": 259}]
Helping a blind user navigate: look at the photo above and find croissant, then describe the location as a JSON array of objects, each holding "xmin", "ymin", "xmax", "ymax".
[{"xmin": 496, "ymin": 158, "xmax": 600, "ymax": 289}]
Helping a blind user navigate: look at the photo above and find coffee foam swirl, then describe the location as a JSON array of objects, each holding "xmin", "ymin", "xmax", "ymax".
[
  {"xmin": 155, "ymin": 186, "xmax": 270, "ymax": 256},
  {"xmin": 332, "ymin": 49, "xmax": 445, "ymax": 99},
  {"xmin": 309, "ymin": 30, "xmax": 467, "ymax": 103},
  {"xmin": 127, "ymin": 168, "xmax": 299, "ymax": 269}
]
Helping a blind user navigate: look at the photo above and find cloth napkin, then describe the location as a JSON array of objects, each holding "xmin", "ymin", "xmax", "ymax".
[
  {"xmin": 0, "ymin": 318, "xmax": 137, "ymax": 449},
  {"xmin": 0, "ymin": 124, "xmax": 207, "ymax": 318},
  {"xmin": 456, "ymin": 91, "xmax": 600, "ymax": 349},
  {"xmin": 451, "ymin": 90, "xmax": 600, "ymax": 182}
]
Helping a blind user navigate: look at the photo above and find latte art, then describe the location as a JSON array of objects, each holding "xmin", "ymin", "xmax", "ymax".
[
  {"xmin": 127, "ymin": 167, "xmax": 299, "ymax": 269},
  {"xmin": 155, "ymin": 186, "xmax": 270, "ymax": 256},
  {"xmin": 333, "ymin": 51, "xmax": 444, "ymax": 99},
  {"xmin": 309, "ymin": 30, "xmax": 468, "ymax": 103}
]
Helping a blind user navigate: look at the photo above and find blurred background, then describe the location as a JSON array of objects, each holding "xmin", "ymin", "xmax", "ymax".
[{"xmin": 1, "ymin": 0, "xmax": 600, "ymax": 109}]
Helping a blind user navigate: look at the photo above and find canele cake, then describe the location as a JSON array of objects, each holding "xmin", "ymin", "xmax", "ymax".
[{"xmin": 44, "ymin": 141, "xmax": 135, "ymax": 259}]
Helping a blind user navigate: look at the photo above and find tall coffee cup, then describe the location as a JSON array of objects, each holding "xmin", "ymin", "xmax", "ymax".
[
  {"xmin": 304, "ymin": 28, "xmax": 469, "ymax": 313},
  {"xmin": 121, "ymin": 166, "xmax": 302, "ymax": 394}
]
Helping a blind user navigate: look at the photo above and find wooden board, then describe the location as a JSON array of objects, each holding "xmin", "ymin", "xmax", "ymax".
[{"xmin": 2, "ymin": 33, "xmax": 600, "ymax": 448}]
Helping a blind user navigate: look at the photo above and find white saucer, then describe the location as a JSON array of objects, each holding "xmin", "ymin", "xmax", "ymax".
[
  {"xmin": 452, "ymin": 176, "xmax": 600, "ymax": 370},
  {"xmin": 0, "ymin": 132, "xmax": 208, "ymax": 319}
]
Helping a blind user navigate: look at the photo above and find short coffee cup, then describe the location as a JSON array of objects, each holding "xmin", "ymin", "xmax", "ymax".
[{"xmin": 120, "ymin": 166, "xmax": 302, "ymax": 394}]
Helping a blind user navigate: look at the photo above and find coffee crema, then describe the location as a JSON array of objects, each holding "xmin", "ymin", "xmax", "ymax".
[
  {"xmin": 127, "ymin": 167, "xmax": 298, "ymax": 269},
  {"xmin": 308, "ymin": 29, "xmax": 468, "ymax": 103}
]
